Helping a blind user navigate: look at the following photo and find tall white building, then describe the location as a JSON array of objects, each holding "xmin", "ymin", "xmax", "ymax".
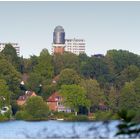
[
  {"xmin": 0, "ymin": 43, "xmax": 20, "ymax": 56},
  {"xmin": 65, "ymin": 38, "xmax": 85, "ymax": 55}
]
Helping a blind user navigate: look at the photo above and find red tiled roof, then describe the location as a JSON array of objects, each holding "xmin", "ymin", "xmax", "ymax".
[
  {"xmin": 18, "ymin": 95, "xmax": 27, "ymax": 101},
  {"xmin": 47, "ymin": 92, "xmax": 61, "ymax": 102},
  {"xmin": 17, "ymin": 91, "xmax": 36, "ymax": 101}
]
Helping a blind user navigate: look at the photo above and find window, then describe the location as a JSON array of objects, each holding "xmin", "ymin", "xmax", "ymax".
[{"xmin": 58, "ymin": 102, "xmax": 62, "ymax": 106}]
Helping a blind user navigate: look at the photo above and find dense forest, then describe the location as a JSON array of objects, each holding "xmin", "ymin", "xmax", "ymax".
[{"xmin": 0, "ymin": 43, "xmax": 140, "ymax": 122}]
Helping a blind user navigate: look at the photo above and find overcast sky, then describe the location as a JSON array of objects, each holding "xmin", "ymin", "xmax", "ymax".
[{"xmin": 0, "ymin": 1, "xmax": 140, "ymax": 58}]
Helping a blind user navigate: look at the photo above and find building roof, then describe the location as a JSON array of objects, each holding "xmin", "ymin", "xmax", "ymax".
[
  {"xmin": 47, "ymin": 92, "xmax": 61, "ymax": 102},
  {"xmin": 92, "ymin": 54, "xmax": 104, "ymax": 58},
  {"xmin": 54, "ymin": 26, "xmax": 64, "ymax": 32},
  {"xmin": 17, "ymin": 91, "xmax": 36, "ymax": 101}
]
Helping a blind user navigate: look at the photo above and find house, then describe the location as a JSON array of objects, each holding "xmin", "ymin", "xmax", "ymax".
[
  {"xmin": 98, "ymin": 102, "xmax": 108, "ymax": 111},
  {"xmin": 47, "ymin": 92, "xmax": 71, "ymax": 112},
  {"xmin": 17, "ymin": 91, "xmax": 37, "ymax": 106}
]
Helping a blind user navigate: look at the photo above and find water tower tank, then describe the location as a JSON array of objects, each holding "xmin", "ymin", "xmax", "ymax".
[{"xmin": 53, "ymin": 26, "xmax": 65, "ymax": 44}]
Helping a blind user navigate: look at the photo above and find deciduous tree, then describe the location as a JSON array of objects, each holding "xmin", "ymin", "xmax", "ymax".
[
  {"xmin": 80, "ymin": 79, "xmax": 105, "ymax": 112},
  {"xmin": 25, "ymin": 96, "xmax": 49, "ymax": 119},
  {"xmin": 60, "ymin": 84, "xmax": 90, "ymax": 115},
  {"xmin": 58, "ymin": 68, "xmax": 81, "ymax": 86}
]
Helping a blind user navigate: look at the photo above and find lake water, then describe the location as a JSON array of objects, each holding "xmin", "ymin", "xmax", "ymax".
[{"xmin": 0, "ymin": 120, "xmax": 120, "ymax": 139}]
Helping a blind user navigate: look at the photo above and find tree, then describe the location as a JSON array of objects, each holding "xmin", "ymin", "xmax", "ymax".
[
  {"xmin": 133, "ymin": 75, "xmax": 140, "ymax": 94},
  {"xmin": 0, "ymin": 79, "xmax": 11, "ymax": 108},
  {"xmin": 33, "ymin": 49, "xmax": 54, "ymax": 80},
  {"xmin": 119, "ymin": 82, "xmax": 139, "ymax": 111},
  {"xmin": 116, "ymin": 65, "xmax": 140, "ymax": 88},
  {"xmin": 58, "ymin": 68, "xmax": 81, "ymax": 87},
  {"xmin": 25, "ymin": 96, "xmax": 49, "ymax": 119},
  {"xmin": 53, "ymin": 52, "xmax": 79, "ymax": 75},
  {"xmin": 78, "ymin": 53, "xmax": 89, "ymax": 76},
  {"xmin": 27, "ymin": 49, "xmax": 54, "ymax": 94},
  {"xmin": 0, "ymin": 58, "xmax": 21, "ymax": 99},
  {"xmin": 106, "ymin": 49, "xmax": 140, "ymax": 74},
  {"xmin": 27, "ymin": 73, "xmax": 42, "ymax": 93},
  {"xmin": 116, "ymin": 109, "xmax": 140, "ymax": 138},
  {"xmin": 80, "ymin": 79, "xmax": 105, "ymax": 112},
  {"xmin": 23, "ymin": 55, "xmax": 39, "ymax": 73},
  {"xmin": 60, "ymin": 84, "xmax": 90, "ymax": 115},
  {"xmin": 1, "ymin": 43, "xmax": 20, "ymax": 71},
  {"xmin": 80, "ymin": 56, "xmax": 111, "ymax": 87},
  {"xmin": 19, "ymin": 56, "xmax": 25, "ymax": 74},
  {"xmin": 108, "ymin": 86, "xmax": 119, "ymax": 112}
]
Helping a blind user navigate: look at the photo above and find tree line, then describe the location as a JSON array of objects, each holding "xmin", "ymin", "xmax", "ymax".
[{"xmin": 0, "ymin": 43, "xmax": 140, "ymax": 121}]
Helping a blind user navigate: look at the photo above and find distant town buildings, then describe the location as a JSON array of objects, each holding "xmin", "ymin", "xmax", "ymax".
[
  {"xmin": 52, "ymin": 26, "xmax": 85, "ymax": 55},
  {"xmin": 65, "ymin": 38, "xmax": 85, "ymax": 55},
  {"xmin": 0, "ymin": 43, "xmax": 20, "ymax": 56}
]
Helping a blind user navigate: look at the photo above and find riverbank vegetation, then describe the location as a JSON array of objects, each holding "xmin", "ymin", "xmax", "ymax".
[{"xmin": 0, "ymin": 44, "xmax": 140, "ymax": 122}]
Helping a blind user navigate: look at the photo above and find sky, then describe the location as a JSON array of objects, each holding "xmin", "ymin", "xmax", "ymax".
[{"xmin": 0, "ymin": 1, "xmax": 140, "ymax": 58}]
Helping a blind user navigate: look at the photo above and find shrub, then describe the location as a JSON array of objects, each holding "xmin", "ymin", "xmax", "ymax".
[
  {"xmin": 66, "ymin": 115, "xmax": 89, "ymax": 121},
  {"xmin": 95, "ymin": 111, "xmax": 119, "ymax": 121},
  {"xmin": 0, "ymin": 115, "xmax": 8, "ymax": 121},
  {"xmin": 25, "ymin": 96, "xmax": 50, "ymax": 120},
  {"xmin": 50, "ymin": 111, "xmax": 74, "ymax": 119},
  {"xmin": 15, "ymin": 111, "xmax": 32, "ymax": 120}
]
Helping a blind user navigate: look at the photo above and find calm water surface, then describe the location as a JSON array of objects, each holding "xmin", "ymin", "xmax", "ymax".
[{"xmin": 0, "ymin": 120, "xmax": 119, "ymax": 138}]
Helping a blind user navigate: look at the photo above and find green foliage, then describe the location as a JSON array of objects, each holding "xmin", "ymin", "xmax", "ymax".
[
  {"xmin": 1, "ymin": 43, "xmax": 20, "ymax": 71},
  {"xmin": 16, "ymin": 96, "xmax": 50, "ymax": 121},
  {"xmin": 119, "ymin": 81, "xmax": 140, "ymax": 111},
  {"xmin": 66, "ymin": 114, "xmax": 89, "ymax": 121},
  {"xmin": 116, "ymin": 109, "xmax": 140, "ymax": 138},
  {"xmin": 106, "ymin": 49, "xmax": 140, "ymax": 74},
  {"xmin": 0, "ymin": 58, "xmax": 21, "ymax": 99},
  {"xmin": 133, "ymin": 75, "xmax": 140, "ymax": 93},
  {"xmin": 80, "ymin": 79, "xmax": 105, "ymax": 110},
  {"xmin": 53, "ymin": 52, "xmax": 79, "ymax": 75},
  {"xmin": 25, "ymin": 96, "xmax": 49, "ymax": 120},
  {"xmin": 15, "ymin": 110, "xmax": 32, "ymax": 120},
  {"xmin": 58, "ymin": 69, "xmax": 81, "ymax": 87},
  {"xmin": 60, "ymin": 84, "xmax": 90, "ymax": 114},
  {"xmin": 95, "ymin": 111, "xmax": 119, "ymax": 121},
  {"xmin": 27, "ymin": 73, "xmax": 42, "ymax": 93},
  {"xmin": 120, "ymin": 65, "xmax": 139, "ymax": 82},
  {"xmin": 50, "ymin": 112, "xmax": 74, "ymax": 119},
  {"xmin": 0, "ymin": 46, "xmax": 140, "ymax": 121},
  {"xmin": 27, "ymin": 49, "xmax": 54, "ymax": 94},
  {"xmin": 50, "ymin": 112, "xmax": 88, "ymax": 121},
  {"xmin": 80, "ymin": 56, "xmax": 110, "ymax": 85},
  {"xmin": 33, "ymin": 49, "xmax": 54, "ymax": 79},
  {"xmin": 0, "ymin": 79, "xmax": 12, "ymax": 108},
  {"xmin": 23, "ymin": 55, "xmax": 39, "ymax": 73},
  {"xmin": 0, "ymin": 115, "xmax": 8, "ymax": 121},
  {"xmin": 133, "ymin": 110, "xmax": 140, "ymax": 122},
  {"xmin": 116, "ymin": 65, "xmax": 140, "ymax": 88},
  {"xmin": 108, "ymin": 86, "xmax": 119, "ymax": 112}
]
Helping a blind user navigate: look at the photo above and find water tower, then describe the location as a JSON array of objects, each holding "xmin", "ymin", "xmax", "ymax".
[{"xmin": 52, "ymin": 26, "xmax": 65, "ymax": 54}]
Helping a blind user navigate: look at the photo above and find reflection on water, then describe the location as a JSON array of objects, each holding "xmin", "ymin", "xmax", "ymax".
[{"xmin": 0, "ymin": 120, "xmax": 119, "ymax": 138}]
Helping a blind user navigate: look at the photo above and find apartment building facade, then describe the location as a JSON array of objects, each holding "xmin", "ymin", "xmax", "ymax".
[
  {"xmin": 65, "ymin": 38, "xmax": 85, "ymax": 55},
  {"xmin": 0, "ymin": 43, "xmax": 20, "ymax": 56}
]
